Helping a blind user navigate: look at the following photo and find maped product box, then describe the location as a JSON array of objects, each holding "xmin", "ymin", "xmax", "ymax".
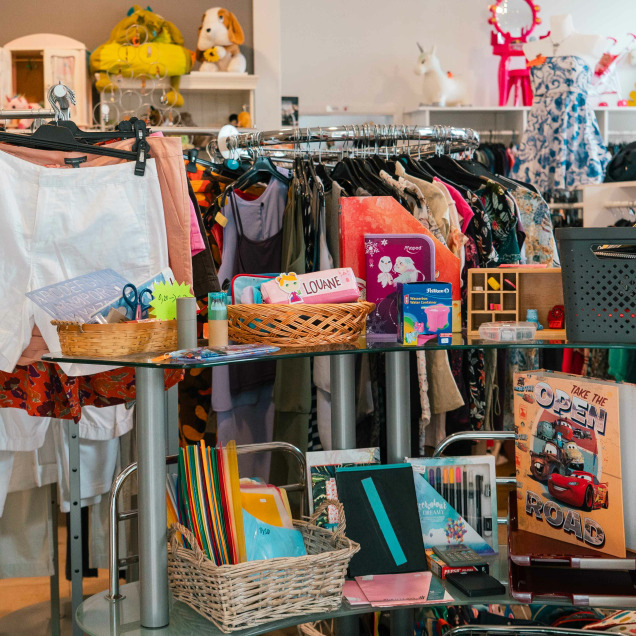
[
  {"xmin": 397, "ymin": 282, "xmax": 452, "ymax": 345},
  {"xmin": 364, "ymin": 234, "xmax": 435, "ymax": 341}
]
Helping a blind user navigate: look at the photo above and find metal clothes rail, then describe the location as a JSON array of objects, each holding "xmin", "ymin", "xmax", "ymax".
[
  {"xmin": 0, "ymin": 83, "xmax": 75, "ymax": 123},
  {"xmin": 215, "ymin": 123, "xmax": 480, "ymax": 160}
]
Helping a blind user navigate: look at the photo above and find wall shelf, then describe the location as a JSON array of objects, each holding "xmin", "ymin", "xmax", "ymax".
[{"xmin": 402, "ymin": 106, "xmax": 636, "ymax": 144}]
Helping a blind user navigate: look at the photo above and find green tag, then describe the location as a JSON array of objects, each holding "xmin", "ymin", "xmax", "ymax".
[{"xmin": 149, "ymin": 281, "xmax": 193, "ymax": 321}]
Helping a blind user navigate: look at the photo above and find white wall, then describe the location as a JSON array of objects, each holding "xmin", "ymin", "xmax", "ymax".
[{"xmin": 281, "ymin": 0, "xmax": 636, "ymax": 113}]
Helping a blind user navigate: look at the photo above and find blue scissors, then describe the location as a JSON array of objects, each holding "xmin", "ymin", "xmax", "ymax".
[{"xmin": 122, "ymin": 283, "xmax": 153, "ymax": 320}]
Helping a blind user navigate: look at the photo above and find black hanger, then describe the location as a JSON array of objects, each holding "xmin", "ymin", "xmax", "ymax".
[
  {"xmin": 0, "ymin": 121, "xmax": 147, "ymax": 173},
  {"xmin": 424, "ymin": 155, "xmax": 485, "ymax": 190},
  {"xmin": 233, "ymin": 154, "xmax": 290, "ymax": 191},
  {"xmin": 399, "ymin": 153, "xmax": 435, "ymax": 182},
  {"xmin": 315, "ymin": 161, "xmax": 332, "ymax": 189}
]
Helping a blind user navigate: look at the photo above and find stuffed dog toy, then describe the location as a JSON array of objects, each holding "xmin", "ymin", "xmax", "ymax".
[{"xmin": 196, "ymin": 7, "xmax": 246, "ymax": 72}]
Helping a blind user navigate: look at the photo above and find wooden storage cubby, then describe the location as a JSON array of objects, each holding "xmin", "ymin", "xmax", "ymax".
[{"xmin": 467, "ymin": 267, "xmax": 566, "ymax": 338}]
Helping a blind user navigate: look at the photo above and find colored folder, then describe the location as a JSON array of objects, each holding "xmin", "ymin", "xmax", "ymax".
[{"xmin": 335, "ymin": 464, "xmax": 428, "ymax": 577}]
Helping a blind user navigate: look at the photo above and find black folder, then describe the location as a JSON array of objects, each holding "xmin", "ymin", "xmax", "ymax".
[{"xmin": 336, "ymin": 464, "xmax": 427, "ymax": 577}]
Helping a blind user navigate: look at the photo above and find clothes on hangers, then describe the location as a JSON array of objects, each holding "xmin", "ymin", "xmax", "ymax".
[
  {"xmin": 0, "ymin": 153, "xmax": 168, "ymax": 375},
  {"xmin": 211, "ymin": 171, "xmax": 289, "ymax": 480}
]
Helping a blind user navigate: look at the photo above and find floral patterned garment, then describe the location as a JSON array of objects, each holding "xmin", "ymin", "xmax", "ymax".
[
  {"xmin": 476, "ymin": 183, "xmax": 521, "ymax": 265},
  {"xmin": 511, "ymin": 56, "xmax": 610, "ymax": 193},
  {"xmin": 510, "ymin": 187, "xmax": 560, "ymax": 266},
  {"xmin": 0, "ymin": 362, "xmax": 182, "ymax": 422}
]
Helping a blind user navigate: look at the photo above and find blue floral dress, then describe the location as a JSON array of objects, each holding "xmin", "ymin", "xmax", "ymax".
[{"xmin": 512, "ymin": 55, "xmax": 610, "ymax": 193}]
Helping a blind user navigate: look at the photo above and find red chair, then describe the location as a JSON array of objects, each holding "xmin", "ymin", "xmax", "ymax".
[{"xmin": 508, "ymin": 67, "xmax": 533, "ymax": 106}]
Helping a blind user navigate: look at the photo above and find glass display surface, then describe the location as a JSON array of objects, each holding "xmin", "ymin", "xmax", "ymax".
[{"xmin": 43, "ymin": 335, "xmax": 636, "ymax": 369}]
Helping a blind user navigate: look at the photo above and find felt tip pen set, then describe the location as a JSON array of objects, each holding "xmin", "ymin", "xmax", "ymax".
[{"xmin": 408, "ymin": 456, "xmax": 498, "ymax": 555}]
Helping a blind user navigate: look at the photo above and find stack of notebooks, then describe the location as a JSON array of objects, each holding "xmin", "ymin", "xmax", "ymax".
[
  {"xmin": 343, "ymin": 572, "xmax": 453, "ymax": 607},
  {"xmin": 508, "ymin": 492, "xmax": 636, "ymax": 605}
]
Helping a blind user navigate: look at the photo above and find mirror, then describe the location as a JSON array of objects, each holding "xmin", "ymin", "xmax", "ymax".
[
  {"xmin": 489, "ymin": 0, "xmax": 541, "ymax": 42},
  {"xmin": 497, "ymin": 0, "xmax": 532, "ymax": 37}
]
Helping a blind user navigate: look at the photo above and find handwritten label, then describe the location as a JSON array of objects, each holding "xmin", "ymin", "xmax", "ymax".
[{"xmin": 149, "ymin": 281, "xmax": 193, "ymax": 321}]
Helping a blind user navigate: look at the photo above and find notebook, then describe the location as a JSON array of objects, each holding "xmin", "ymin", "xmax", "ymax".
[
  {"xmin": 355, "ymin": 572, "xmax": 432, "ymax": 606},
  {"xmin": 335, "ymin": 464, "xmax": 428, "ymax": 577}
]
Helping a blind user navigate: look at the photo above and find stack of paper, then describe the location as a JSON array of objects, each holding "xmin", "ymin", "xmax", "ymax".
[
  {"xmin": 239, "ymin": 482, "xmax": 307, "ymax": 561},
  {"xmin": 342, "ymin": 572, "xmax": 454, "ymax": 607}
]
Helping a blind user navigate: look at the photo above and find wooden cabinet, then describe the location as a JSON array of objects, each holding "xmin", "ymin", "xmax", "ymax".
[{"xmin": 0, "ymin": 34, "xmax": 91, "ymax": 126}]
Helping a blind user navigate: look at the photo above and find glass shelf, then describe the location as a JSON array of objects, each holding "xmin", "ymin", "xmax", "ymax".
[
  {"xmin": 43, "ymin": 335, "xmax": 636, "ymax": 370},
  {"xmin": 75, "ymin": 546, "xmax": 636, "ymax": 636}
]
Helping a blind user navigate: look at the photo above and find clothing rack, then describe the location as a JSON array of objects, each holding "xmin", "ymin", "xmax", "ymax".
[
  {"xmin": 548, "ymin": 202, "xmax": 584, "ymax": 210},
  {"xmin": 0, "ymin": 83, "xmax": 75, "ymax": 123},
  {"xmin": 215, "ymin": 124, "xmax": 480, "ymax": 160},
  {"xmin": 604, "ymin": 200, "xmax": 636, "ymax": 208}
]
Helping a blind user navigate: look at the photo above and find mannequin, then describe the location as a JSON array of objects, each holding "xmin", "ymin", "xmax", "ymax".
[{"xmin": 523, "ymin": 14, "xmax": 604, "ymax": 68}]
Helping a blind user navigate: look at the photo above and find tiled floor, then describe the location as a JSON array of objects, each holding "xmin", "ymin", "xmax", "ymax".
[
  {"xmin": 0, "ymin": 517, "xmax": 109, "ymax": 634},
  {"xmin": 0, "ymin": 519, "xmax": 299, "ymax": 635}
]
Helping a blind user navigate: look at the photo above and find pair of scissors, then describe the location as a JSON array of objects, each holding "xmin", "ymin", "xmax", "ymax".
[{"xmin": 122, "ymin": 283, "xmax": 153, "ymax": 320}]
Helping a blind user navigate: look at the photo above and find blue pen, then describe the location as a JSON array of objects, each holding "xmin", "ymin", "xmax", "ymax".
[{"xmin": 428, "ymin": 468, "xmax": 435, "ymax": 490}]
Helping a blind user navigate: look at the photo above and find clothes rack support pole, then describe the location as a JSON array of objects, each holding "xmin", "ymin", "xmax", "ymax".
[
  {"xmin": 330, "ymin": 354, "xmax": 356, "ymax": 450},
  {"xmin": 330, "ymin": 354, "xmax": 359, "ymax": 636},
  {"xmin": 165, "ymin": 384, "xmax": 179, "ymax": 458},
  {"xmin": 68, "ymin": 418, "xmax": 83, "ymax": 636},
  {"xmin": 135, "ymin": 367, "xmax": 169, "ymax": 628},
  {"xmin": 48, "ymin": 483, "xmax": 61, "ymax": 636},
  {"xmin": 385, "ymin": 351, "xmax": 414, "ymax": 635},
  {"xmin": 385, "ymin": 351, "xmax": 411, "ymax": 463}
]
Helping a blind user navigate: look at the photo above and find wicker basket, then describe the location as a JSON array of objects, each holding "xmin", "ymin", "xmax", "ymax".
[
  {"xmin": 167, "ymin": 502, "xmax": 359, "ymax": 633},
  {"xmin": 51, "ymin": 320, "xmax": 177, "ymax": 357},
  {"xmin": 227, "ymin": 301, "xmax": 375, "ymax": 347}
]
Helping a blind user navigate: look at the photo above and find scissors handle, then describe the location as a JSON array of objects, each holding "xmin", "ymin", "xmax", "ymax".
[{"xmin": 137, "ymin": 288, "xmax": 153, "ymax": 319}]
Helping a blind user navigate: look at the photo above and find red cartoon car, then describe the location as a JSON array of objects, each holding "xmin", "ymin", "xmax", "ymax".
[
  {"xmin": 548, "ymin": 471, "xmax": 609, "ymax": 511},
  {"xmin": 554, "ymin": 420, "xmax": 574, "ymax": 442}
]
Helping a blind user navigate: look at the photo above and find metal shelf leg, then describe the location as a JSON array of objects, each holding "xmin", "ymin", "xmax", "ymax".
[
  {"xmin": 135, "ymin": 367, "xmax": 169, "ymax": 628},
  {"xmin": 49, "ymin": 483, "xmax": 61, "ymax": 636},
  {"xmin": 68, "ymin": 418, "xmax": 83, "ymax": 636},
  {"xmin": 330, "ymin": 354, "xmax": 359, "ymax": 636},
  {"xmin": 385, "ymin": 351, "xmax": 414, "ymax": 635}
]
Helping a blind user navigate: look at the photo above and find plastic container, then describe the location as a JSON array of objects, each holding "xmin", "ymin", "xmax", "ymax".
[
  {"xmin": 556, "ymin": 227, "xmax": 636, "ymax": 343},
  {"xmin": 478, "ymin": 321, "xmax": 537, "ymax": 341},
  {"xmin": 208, "ymin": 292, "xmax": 229, "ymax": 347}
]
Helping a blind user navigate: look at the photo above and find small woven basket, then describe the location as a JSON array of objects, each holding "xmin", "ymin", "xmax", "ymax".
[
  {"xmin": 167, "ymin": 501, "xmax": 359, "ymax": 633},
  {"xmin": 51, "ymin": 320, "xmax": 177, "ymax": 357},
  {"xmin": 227, "ymin": 301, "xmax": 375, "ymax": 347}
]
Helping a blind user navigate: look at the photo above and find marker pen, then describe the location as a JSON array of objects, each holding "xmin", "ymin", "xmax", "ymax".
[
  {"xmin": 455, "ymin": 466, "xmax": 462, "ymax": 517},
  {"xmin": 449, "ymin": 468, "xmax": 455, "ymax": 510},
  {"xmin": 475, "ymin": 474, "xmax": 483, "ymax": 536},
  {"xmin": 462, "ymin": 467, "xmax": 468, "ymax": 521},
  {"xmin": 442, "ymin": 467, "xmax": 449, "ymax": 503}
]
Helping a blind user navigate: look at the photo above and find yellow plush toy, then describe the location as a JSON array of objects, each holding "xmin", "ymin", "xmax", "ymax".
[{"xmin": 90, "ymin": 5, "xmax": 192, "ymax": 107}]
